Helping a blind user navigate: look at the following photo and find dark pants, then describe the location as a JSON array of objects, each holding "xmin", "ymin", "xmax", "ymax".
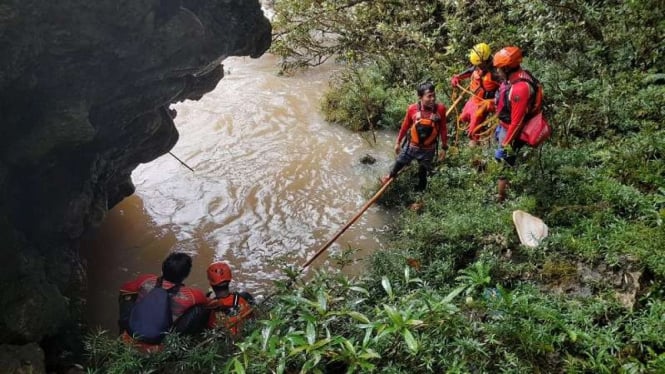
[
  {"xmin": 389, "ymin": 144, "xmax": 435, "ymax": 191},
  {"xmin": 494, "ymin": 126, "xmax": 525, "ymax": 167}
]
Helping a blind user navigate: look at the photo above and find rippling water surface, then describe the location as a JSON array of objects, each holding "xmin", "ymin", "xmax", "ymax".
[{"xmin": 81, "ymin": 54, "xmax": 397, "ymax": 331}]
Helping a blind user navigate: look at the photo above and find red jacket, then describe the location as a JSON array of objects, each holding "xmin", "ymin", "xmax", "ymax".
[
  {"xmin": 457, "ymin": 67, "xmax": 500, "ymax": 99},
  {"xmin": 120, "ymin": 274, "xmax": 207, "ymax": 324},
  {"xmin": 207, "ymin": 293, "xmax": 254, "ymax": 336},
  {"xmin": 497, "ymin": 69, "xmax": 533, "ymax": 147},
  {"xmin": 396, "ymin": 102, "xmax": 448, "ymax": 150}
]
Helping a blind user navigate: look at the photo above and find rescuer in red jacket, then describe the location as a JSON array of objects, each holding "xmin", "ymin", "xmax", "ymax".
[
  {"xmin": 206, "ymin": 262, "xmax": 255, "ymax": 336},
  {"xmin": 451, "ymin": 43, "xmax": 501, "ymax": 144},
  {"xmin": 118, "ymin": 252, "xmax": 208, "ymax": 352},
  {"xmin": 381, "ymin": 81, "xmax": 448, "ymax": 191},
  {"xmin": 492, "ymin": 46, "xmax": 543, "ymax": 201}
]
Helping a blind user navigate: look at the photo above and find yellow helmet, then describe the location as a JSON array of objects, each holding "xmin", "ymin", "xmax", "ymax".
[{"xmin": 468, "ymin": 43, "xmax": 492, "ymax": 66}]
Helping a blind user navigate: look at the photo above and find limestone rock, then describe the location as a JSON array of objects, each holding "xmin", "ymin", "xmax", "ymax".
[{"xmin": 0, "ymin": 343, "xmax": 46, "ymax": 374}]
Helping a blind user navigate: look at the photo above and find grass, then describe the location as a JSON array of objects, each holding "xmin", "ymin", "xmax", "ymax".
[{"xmin": 85, "ymin": 121, "xmax": 665, "ymax": 372}]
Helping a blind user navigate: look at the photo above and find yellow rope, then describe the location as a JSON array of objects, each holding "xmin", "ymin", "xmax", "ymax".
[
  {"xmin": 450, "ymin": 85, "xmax": 474, "ymax": 147},
  {"xmin": 455, "ymin": 83, "xmax": 477, "ymax": 97},
  {"xmin": 472, "ymin": 114, "xmax": 499, "ymax": 140},
  {"xmin": 452, "ymin": 84, "xmax": 500, "ymax": 143}
]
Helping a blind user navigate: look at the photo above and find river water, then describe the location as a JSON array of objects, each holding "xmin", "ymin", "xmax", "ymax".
[{"xmin": 80, "ymin": 54, "xmax": 397, "ymax": 332}]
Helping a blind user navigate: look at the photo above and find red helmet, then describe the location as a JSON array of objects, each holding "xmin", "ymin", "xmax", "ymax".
[
  {"xmin": 207, "ymin": 262, "xmax": 232, "ymax": 285},
  {"xmin": 493, "ymin": 46, "xmax": 523, "ymax": 68}
]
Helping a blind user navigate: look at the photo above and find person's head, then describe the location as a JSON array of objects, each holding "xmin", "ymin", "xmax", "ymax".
[
  {"xmin": 162, "ymin": 252, "xmax": 193, "ymax": 284},
  {"xmin": 207, "ymin": 261, "xmax": 232, "ymax": 286},
  {"xmin": 469, "ymin": 42, "xmax": 492, "ymax": 67},
  {"xmin": 416, "ymin": 81, "xmax": 437, "ymax": 109},
  {"xmin": 493, "ymin": 46, "xmax": 523, "ymax": 76},
  {"xmin": 207, "ymin": 262, "xmax": 232, "ymax": 296}
]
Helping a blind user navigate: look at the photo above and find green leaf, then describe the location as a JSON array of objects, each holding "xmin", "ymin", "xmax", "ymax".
[
  {"xmin": 261, "ymin": 325, "xmax": 273, "ymax": 351},
  {"xmin": 306, "ymin": 322, "xmax": 316, "ymax": 345},
  {"xmin": 311, "ymin": 338, "xmax": 332, "ymax": 350},
  {"xmin": 375, "ymin": 325, "xmax": 396, "ymax": 341},
  {"xmin": 362, "ymin": 327, "xmax": 374, "ymax": 346},
  {"xmin": 381, "ymin": 276, "xmax": 394, "ymax": 298},
  {"xmin": 358, "ymin": 361, "xmax": 377, "ymax": 371},
  {"xmin": 317, "ymin": 289, "xmax": 328, "ymax": 313},
  {"xmin": 383, "ymin": 304, "xmax": 403, "ymax": 327},
  {"xmin": 444, "ymin": 285, "xmax": 466, "ymax": 303},
  {"xmin": 342, "ymin": 338, "xmax": 356, "ymax": 355},
  {"xmin": 567, "ymin": 329, "xmax": 578, "ymax": 342},
  {"xmin": 232, "ymin": 358, "xmax": 246, "ymax": 374},
  {"xmin": 402, "ymin": 329, "xmax": 419, "ymax": 353},
  {"xmin": 359, "ymin": 349, "xmax": 381, "ymax": 359},
  {"xmin": 350, "ymin": 286, "xmax": 370, "ymax": 295},
  {"xmin": 406, "ymin": 319, "xmax": 424, "ymax": 326},
  {"xmin": 347, "ymin": 311, "xmax": 370, "ymax": 324},
  {"xmin": 286, "ymin": 334, "xmax": 307, "ymax": 347},
  {"xmin": 289, "ymin": 346, "xmax": 308, "ymax": 357}
]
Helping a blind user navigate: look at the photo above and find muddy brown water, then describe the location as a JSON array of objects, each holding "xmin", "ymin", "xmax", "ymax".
[{"xmin": 80, "ymin": 54, "xmax": 398, "ymax": 332}]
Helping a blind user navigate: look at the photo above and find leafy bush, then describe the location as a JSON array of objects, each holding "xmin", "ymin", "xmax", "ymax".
[{"xmin": 321, "ymin": 64, "xmax": 412, "ymax": 131}]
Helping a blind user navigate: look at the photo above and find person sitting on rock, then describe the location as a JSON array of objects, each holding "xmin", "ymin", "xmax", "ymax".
[{"xmin": 205, "ymin": 261, "xmax": 255, "ymax": 337}]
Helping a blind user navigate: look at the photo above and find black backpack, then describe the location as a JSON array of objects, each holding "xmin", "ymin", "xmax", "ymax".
[{"xmin": 128, "ymin": 278, "xmax": 180, "ymax": 344}]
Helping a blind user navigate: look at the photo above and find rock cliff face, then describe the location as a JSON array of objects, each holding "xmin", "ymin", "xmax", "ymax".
[{"xmin": 0, "ymin": 0, "xmax": 270, "ymax": 358}]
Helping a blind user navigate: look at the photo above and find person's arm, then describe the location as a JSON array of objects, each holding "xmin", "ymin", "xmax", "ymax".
[
  {"xmin": 451, "ymin": 66, "xmax": 475, "ymax": 87},
  {"xmin": 437, "ymin": 104, "xmax": 448, "ymax": 160},
  {"xmin": 237, "ymin": 297, "xmax": 254, "ymax": 319},
  {"xmin": 501, "ymin": 82, "xmax": 531, "ymax": 147},
  {"xmin": 395, "ymin": 106, "xmax": 414, "ymax": 153},
  {"xmin": 189, "ymin": 287, "xmax": 209, "ymax": 305},
  {"xmin": 119, "ymin": 274, "xmax": 154, "ymax": 294},
  {"xmin": 206, "ymin": 300, "xmax": 218, "ymax": 329}
]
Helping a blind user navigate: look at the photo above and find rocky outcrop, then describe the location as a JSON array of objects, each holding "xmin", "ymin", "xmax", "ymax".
[
  {"xmin": 0, "ymin": 343, "xmax": 45, "ymax": 374},
  {"xmin": 0, "ymin": 0, "xmax": 270, "ymax": 361}
]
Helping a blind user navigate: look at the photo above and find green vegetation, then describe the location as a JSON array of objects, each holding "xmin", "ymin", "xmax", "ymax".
[{"xmin": 86, "ymin": 0, "xmax": 665, "ymax": 372}]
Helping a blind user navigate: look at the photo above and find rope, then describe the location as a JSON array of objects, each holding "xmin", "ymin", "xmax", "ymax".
[
  {"xmin": 452, "ymin": 84, "xmax": 501, "ymax": 143},
  {"xmin": 301, "ymin": 175, "xmax": 396, "ymax": 270},
  {"xmin": 470, "ymin": 114, "xmax": 499, "ymax": 139},
  {"xmin": 448, "ymin": 92, "xmax": 465, "ymax": 147},
  {"xmin": 455, "ymin": 83, "xmax": 477, "ymax": 97},
  {"xmin": 256, "ymin": 174, "xmax": 401, "ymax": 308},
  {"xmin": 169, "ymin": 152, "xmax": 195, "ymax": 172}
]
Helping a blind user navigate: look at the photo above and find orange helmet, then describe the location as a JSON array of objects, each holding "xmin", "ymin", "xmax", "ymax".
[
  {"xmin": 207, "ymin": 262, "xmax": 232, "ymax": 285},
  {"xmin": 493, "ymin": 46, "xmax": 523, "ymax": 68}
]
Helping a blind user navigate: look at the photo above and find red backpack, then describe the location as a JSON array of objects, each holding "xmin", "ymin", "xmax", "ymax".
[
  {"xmin": 518, "ymin": 70, "xmax": 544, "ymax": 116},
  {"xmin": 517, "ymin": 71, "xmax": 550, "ymax": 147}
]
